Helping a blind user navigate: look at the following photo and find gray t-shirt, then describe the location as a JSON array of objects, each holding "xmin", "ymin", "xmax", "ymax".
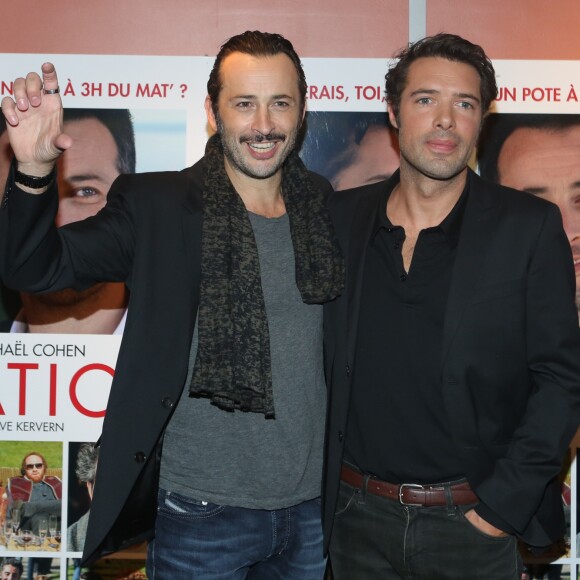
[{"xmin": 159, "ymin": 212, "xmax": 326, "ymax": 510}]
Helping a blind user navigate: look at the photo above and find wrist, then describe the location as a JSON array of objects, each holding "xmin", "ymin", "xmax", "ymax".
[
  {"xmin": 14, "ymin": 166, "xmax": 56, "ymax": 190},
  {"xmin": 16, "ymin": 162, "xmax": 56, "ymax": 179}
]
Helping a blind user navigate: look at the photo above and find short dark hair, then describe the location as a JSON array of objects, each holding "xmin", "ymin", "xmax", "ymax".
[
  {"xmin": 75, "ymin": 443, "xmax": 99, "ymax": 484},
  {"xmin": 1, "ymin": 557, "xmax": 23, "ymax": 575},
  {"xmin": 207, "ymin": 31, "xmax": 307, "ymax": 116},
  {"xmin": 0, "ymin": 115, "xmax": 6, "ymax": 137},
  {"xmin": 63, "ymin": 109, "xmax": 136, "ymax": 174},
  {"xmin": 478, "ymin": 113, "xmax": 580, "ymax": 183},
  {"xmin": 386, "ymin": 33, "xmax": 498, "ymax": 121}
]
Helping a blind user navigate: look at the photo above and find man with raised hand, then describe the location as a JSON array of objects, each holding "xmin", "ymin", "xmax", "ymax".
[{"xmin": 1, "ymin": 31, "xmax": 343, "ymax": 579}]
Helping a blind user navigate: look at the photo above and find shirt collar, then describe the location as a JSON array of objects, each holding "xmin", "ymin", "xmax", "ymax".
[{"xmin": 373, "ymin": 170, "xmax": 469, "ymax": 248}]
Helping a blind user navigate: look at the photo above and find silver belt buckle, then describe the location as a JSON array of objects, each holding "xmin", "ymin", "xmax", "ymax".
[{"xmin": 399, "ymin": 483, "xmax": 424, "ymax": 506}]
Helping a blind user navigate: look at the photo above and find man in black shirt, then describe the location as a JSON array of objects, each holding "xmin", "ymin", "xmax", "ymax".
[{"xmin": 323, "ymin": 33, "xmax": 580, "ymax": 579}]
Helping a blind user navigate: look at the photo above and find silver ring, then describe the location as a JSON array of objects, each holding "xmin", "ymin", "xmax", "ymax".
[{"xmin": 43, "ymin": 87, "xmax": 60, "ymax": 95}]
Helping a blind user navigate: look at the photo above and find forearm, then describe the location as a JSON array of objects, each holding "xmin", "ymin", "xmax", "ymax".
[
  {"xmin": 0, "ymin": 171, "xmax": 70, "ymax": 292},
  {"xmin": 476, "ymin": 207, "xmax": 580, "ymax": 534}
]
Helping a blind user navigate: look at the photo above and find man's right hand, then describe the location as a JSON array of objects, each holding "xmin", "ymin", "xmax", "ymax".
[{"xmin": 1, "ymin": 62, "xmax": 72, "ymax": 182}]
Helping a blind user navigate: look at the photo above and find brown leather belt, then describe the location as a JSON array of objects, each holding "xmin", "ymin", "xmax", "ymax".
[{"xmin": 341, "ymin": 465, "xmax": 478, "ymax": 507}]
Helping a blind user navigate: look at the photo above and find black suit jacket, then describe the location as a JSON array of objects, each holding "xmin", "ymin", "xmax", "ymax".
[
  {"xmin": 0, "ymin": 157, "xmax": 332, "ymax": 564},
  {"xmin": 322, "ymin": 169, "xmax": 580, "ymax": 549},
  {"xmin": 2, "ymin": 163, "xmax": 203, "ymax": 564}
]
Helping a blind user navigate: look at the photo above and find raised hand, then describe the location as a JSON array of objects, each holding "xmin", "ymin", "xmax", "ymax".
[{"xmin": 1, "ymin": 62, "xmax": 72, "ymax": 178}]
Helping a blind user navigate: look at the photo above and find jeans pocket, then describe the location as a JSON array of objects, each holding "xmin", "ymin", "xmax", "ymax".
[
  {"xmin": 457, "ymin": 505, "xmax": 511, "ymax": 542},
  {"xmin": 158, "ymin": 489, "xmax": 226, "ymax": 520}
]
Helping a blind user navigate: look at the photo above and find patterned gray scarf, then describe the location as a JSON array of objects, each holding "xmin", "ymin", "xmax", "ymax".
[{"xmin": 189, "ymin": 134, "xmax": 344, "ymax": 417}]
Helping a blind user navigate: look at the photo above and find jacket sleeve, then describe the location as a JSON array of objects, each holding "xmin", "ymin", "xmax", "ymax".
[
  {"xmin": 475, "ymin": 203, "xmax": 580, "ymax": 539},
  {"xmin": 1, "ymin": 170, "xmax": 136, "ymax": 293}
]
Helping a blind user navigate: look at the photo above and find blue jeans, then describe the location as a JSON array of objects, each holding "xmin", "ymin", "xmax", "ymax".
[
  {"xmin": 330, "ymin": 480, "xmax": 522, "ymax": 580},
  {"xmin": 146, "ymin": 488, "xmax": 326, "ymax": 579}
]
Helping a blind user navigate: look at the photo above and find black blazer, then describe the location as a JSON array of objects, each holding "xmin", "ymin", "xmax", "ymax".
[
  {"xmin": 322, "ymin": 169, "xmax": 580, "ymax": 549},
  {"xmin": 0, "ymin": 157, "xmax": 332, "ymax": 565},
  {"xmin": 2, "ymin": 162, "xmax": 204, "ymax": 564}
]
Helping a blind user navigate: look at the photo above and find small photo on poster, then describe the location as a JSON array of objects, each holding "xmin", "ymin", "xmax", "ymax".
[
  {"xmin": 0, "ymin": 441, "xmax": 63, "ymax": 553},
  {"xmin": 68, "ymin": 553, "xmax": 147, "ymax": 579},
  {"xmin": 67, "ymin": 442, "xmax": 98, "ymax": 554},
  {"xmin": 521, "ymin": 564, "xmax": 571, "ymax": 580},
  {"xmin": 9, "ymin": 556, "xmax": 60, "ymax": 578}
]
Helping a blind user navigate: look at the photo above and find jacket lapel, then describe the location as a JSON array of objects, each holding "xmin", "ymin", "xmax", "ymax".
[
  {"xmin": 441, "ymin": 170, "xmax": 499, "ymax": 366},
  {"xmin": 346, "ymin": 182, "xmax": 390, "ymax": 358},
  {"xmin": 181, "ymin": 164, "xmax": 204, "ymax": 288}
]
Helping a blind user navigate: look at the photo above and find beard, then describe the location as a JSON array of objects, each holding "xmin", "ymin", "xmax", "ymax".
[
  {"xmin": 400, "ymin": 132, "xmax": 473, "ymax": 182},
  {"xmin": 215, "ymin": 112, "xmax": 300, "ymax": 180}
]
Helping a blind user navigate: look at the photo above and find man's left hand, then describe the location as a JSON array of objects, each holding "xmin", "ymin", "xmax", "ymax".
[{"xmin": 464, "ymin": 509, "xmax": 509, "ymax": 537}]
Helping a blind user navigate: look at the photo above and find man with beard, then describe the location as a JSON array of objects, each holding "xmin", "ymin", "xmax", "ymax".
[
  {"xmin": 0, "ymin": 31, "xmax": 343, "ymax": 579},
  {"xmin": 323, "ymin": 34, "xmax": 580, "ymax": 579},
  {"xmin": 7, "ymin": 452, "xmax": 61, "ymax": 536},
  {"xmin": 2, "ymin": 108, "xmax": 135, "ymax": 334}
]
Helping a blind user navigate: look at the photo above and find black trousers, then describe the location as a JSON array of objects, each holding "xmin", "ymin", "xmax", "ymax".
[{"xmin": 330, "ymin": 480, "xmax": 522, "ymax": 580}]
